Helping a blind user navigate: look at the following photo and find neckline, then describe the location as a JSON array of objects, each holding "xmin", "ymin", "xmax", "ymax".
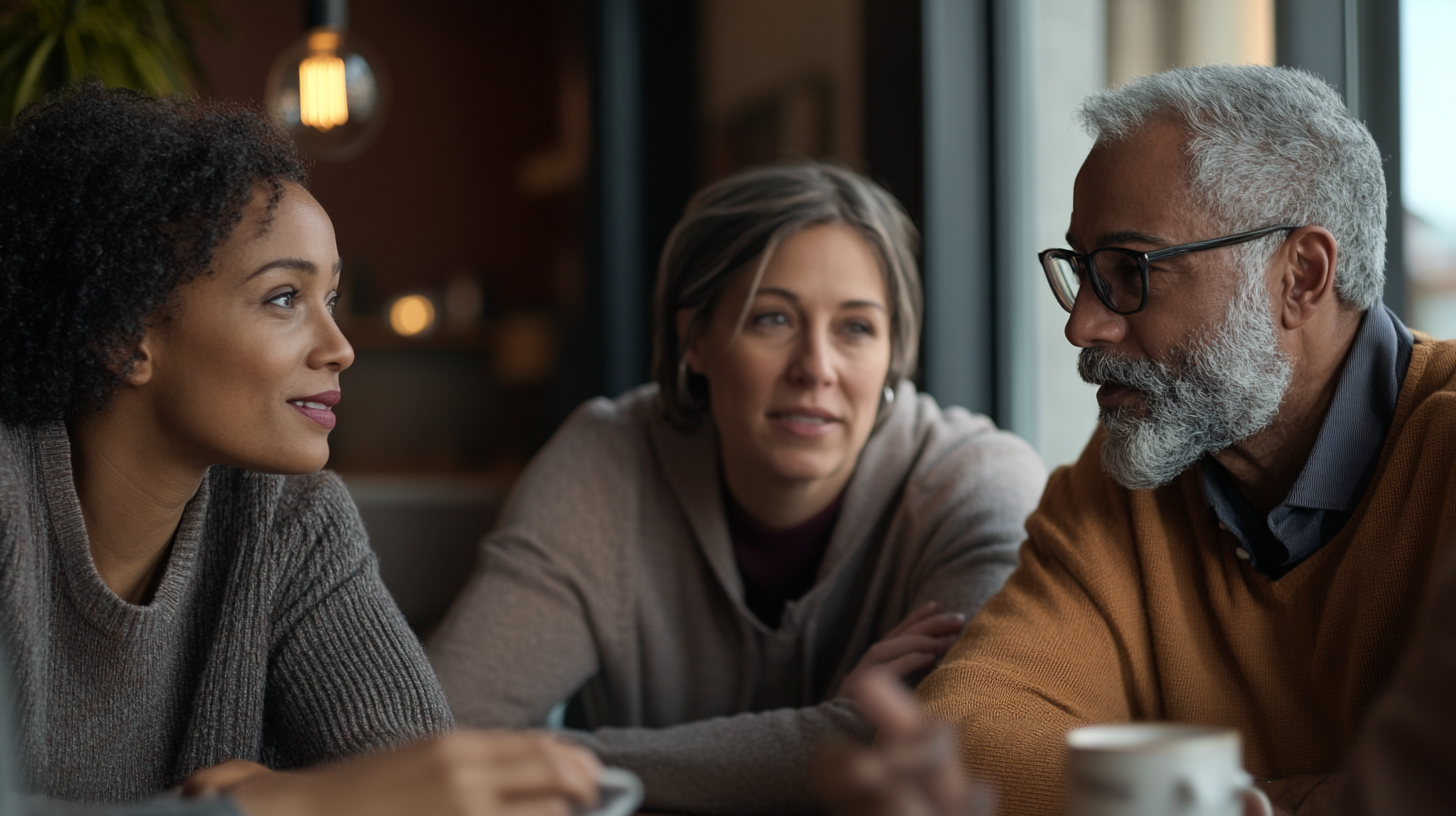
[
  {"xmin": 37, "ymin": 423, "xmax": 209, "ymax": 639},
  {"xmin": 1219, "ymin": 338, "xmax": 1435, "ymax": 601},
  {"xmin": 721, "ymin": 484, "xmax": 845, "ymax": 540},
  {"xmin": 649, "ymin": 380, "xmax": 923, "ymax": 633}
]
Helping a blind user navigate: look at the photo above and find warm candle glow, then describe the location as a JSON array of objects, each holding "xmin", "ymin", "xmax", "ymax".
[
  {"xmin": 299, "ymin": 30, "xmax": 348, "ymax": 131},
  {"xmin": 389, "ymin": 295, "xmax": 436, "ymax": 337}
]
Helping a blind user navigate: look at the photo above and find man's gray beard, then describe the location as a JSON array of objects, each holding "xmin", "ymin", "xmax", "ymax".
[{"xmin": 1077, "ymin": 272, "xmax": 1293, "ymax": 490}]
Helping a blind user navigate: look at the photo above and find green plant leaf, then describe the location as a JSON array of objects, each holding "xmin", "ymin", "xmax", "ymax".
[
  {"xmin": 61, "ymin": 26, "xmax": 86, "ymax": 82},
  {"xmin": 13, "ymin": 30, "xmax": 59, "ymax": 116},
  {"xmin": 0, "ymin": 0, "xmax": 221, "ymax": 120}
]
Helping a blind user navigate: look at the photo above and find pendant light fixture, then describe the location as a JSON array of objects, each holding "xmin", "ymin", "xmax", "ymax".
[{"xmin": 265, "ymin": 0, "xmax": 389, "ymax": 161}]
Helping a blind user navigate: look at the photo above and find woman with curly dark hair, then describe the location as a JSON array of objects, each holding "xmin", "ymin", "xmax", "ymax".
[{"xmin": 0, "ymin": 84, "xmax": 604, "ymax": 816}]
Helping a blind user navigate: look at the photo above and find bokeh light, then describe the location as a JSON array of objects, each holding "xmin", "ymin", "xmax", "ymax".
[{"xmin": 388, "ymin": 294, "xmax": 437, "ymax": 337}]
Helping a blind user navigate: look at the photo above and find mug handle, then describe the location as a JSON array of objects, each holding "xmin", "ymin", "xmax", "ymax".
[
  {"xmin": 1242, "ymin": 786, "xmax": 1274, "ymax": 816},
  {"xmin": 580, "ymin": 767, "xmax": 645, "ymax": 816}
]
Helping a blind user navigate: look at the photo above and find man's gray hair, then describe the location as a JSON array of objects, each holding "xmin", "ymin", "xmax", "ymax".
[{"xmin": 1078, "ymin": 64, "xmax": 1387, "ymax": 310}]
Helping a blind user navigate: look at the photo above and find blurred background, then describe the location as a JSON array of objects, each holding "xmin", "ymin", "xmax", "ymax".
[{"xmin": 4, "ymin": 0, "xmax": 1449, "ymax": 634}]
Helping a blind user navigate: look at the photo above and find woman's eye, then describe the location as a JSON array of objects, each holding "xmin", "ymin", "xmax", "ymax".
[
  {"xmin": 266, "ymin": 290, "xmax": 296, "ymax": 308},
  {"xmin": 845, "ymin": 320, "xmax": 875, "ymax": 336},
  {"xmin": 753, "ymin": 311, "xmax": 789, "ymax": 328},
  {"xmin": 326, "ymin": 291, "xmax": 341, "ymax": 316}
]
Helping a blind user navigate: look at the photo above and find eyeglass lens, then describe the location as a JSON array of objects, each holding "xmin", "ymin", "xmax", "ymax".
[
  {"xmin": 1091, "ymin": 250, "xmax": 1145, "ymax": 313},
  {"xmin": 1041, "ymin": 250, "xmax": 1145, "ymax": 314}
]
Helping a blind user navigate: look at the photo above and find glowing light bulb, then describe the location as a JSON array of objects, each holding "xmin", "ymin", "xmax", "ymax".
[
  {"xmin": 299, "ymin": 31, "xmax": 348, "ymax": 131},
  {"xmin": 265, "ymin": 1, "xmax": 388, "ymax": 162},
  {"xmin": 388, "ymin": 294, "xmax": 437, "ymax": 337}
]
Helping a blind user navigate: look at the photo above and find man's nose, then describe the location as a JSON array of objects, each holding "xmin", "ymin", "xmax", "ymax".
[{"xmin": 1064, "ymin": 284, "xmax": 1127, "ymax": 348}]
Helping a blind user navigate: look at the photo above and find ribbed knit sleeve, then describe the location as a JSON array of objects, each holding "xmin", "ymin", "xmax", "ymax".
[
  {"xmin": 22, "ymin": 797, "xmax": 242, "ymax": 816},
  {"xmin": 260, "ymin": 473, "xmax": 452, "ymax": 769}
]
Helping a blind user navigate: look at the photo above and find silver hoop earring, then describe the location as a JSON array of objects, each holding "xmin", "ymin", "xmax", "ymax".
[
  {"xmin": 677, "ymin": 357, "xmax": 693, "ymax": 405},
  {"xmin": 883, "ymin": 384, "xmax": 896, "ymax": 405}
]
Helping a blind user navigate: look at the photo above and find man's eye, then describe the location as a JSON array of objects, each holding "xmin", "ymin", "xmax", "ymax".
[{"xmin": 267, "ymin": 290, "xmax": 296, "ymax": 308}]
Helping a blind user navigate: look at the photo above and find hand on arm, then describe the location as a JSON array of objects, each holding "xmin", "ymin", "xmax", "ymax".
[
  {"xmin": 203, "ymin": 732, "xmax": 601, "ymax": 816},
  {"xmin": 836, "ymin": 602, "xmax": 966, "ymax": 699},
  {"xmin": 815, "ymin": 669, "xmax": 992, "ymax": 816}
]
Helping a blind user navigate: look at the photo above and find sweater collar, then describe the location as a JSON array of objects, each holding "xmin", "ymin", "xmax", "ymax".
[
  {"xmin": 647, "ymin": 380, "xmax": 923, "ymax": 630},
  {"xmin": 37, "ymin": 422, "xmax": 210, "ymax": 638}
]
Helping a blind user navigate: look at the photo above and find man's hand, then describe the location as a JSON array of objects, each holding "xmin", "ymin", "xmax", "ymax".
[
  {"xmin": 227, "ymin": 731, "xmax": 602, "ymax": 816},
  {"xmin": 837, "ymin": 602, "xmax": 966, "ymax": 699},
  {"xmin": 815, "ymin": 668, "xmax": 992, "ymax": 816}
]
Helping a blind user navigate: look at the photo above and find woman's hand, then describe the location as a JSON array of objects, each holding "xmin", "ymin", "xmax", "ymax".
[
  {"xmin": 837, "ymin": 602, "xmax": 966, "ymax": 699},
  {"xmin": 815, "ymin": 669, "xmax": 992, "ymax": 816},
  {"xmin": 227, "ymin": 731, "xmax": 602, "ymax": 816}
]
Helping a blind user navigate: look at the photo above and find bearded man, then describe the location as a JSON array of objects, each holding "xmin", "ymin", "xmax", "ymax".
[{"xmin": 914, "ymin": 65, "xmax": 1456, "ymax": 815}]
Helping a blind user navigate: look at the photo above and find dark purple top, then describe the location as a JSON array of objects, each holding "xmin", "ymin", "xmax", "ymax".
[{"xmin": 724, "ymin": 487, "xmax": 844, "ymax": 628}]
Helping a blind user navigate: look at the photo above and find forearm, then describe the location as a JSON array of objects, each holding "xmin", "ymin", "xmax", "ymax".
[{"xmin": 566, "ymin": 700, "xmax": 873, "ymax": 815}]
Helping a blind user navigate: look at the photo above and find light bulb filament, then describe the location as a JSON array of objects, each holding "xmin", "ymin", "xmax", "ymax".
[{"xmin": 300, "ymin": 30, "xmax": 348, "ymax": 132}]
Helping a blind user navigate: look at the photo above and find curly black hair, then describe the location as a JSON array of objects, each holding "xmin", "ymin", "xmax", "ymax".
[{"xmin": 0, "ymin": 82, "xmax": 309, "ymax": 427}]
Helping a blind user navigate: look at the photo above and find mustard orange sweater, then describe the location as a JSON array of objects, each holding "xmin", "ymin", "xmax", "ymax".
[{"xmin": 919, "ymin": 335, "xmax": 1456, "ymax": 816}]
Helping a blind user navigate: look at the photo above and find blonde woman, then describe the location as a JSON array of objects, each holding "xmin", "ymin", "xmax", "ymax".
[{"xmin": 430, "ymin": 163, "xmax": 1046, "ymax": 814}]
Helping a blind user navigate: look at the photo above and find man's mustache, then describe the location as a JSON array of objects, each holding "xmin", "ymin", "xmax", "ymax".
[{"xmin": 1077, "ymin": 347, "xmax": 1161, "ymax": 391}]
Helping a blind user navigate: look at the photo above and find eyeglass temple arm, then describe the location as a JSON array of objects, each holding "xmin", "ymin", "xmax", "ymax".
[{"xmin": 1144, "ymin": 224, "xmax": 1302, "ymax": 261}]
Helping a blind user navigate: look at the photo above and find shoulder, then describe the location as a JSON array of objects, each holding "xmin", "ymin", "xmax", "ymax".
[
  {"xmin": 203, "ymin": 467, "xmax": 370, "ymax": 571},
  {"xmin": 1388, "ymin": 335, "xmax": 1456, "ymax": 453},
  {"xmin": 541, "ymin": 383, "xmax": 660, "ymax": 461},
  {"xmin": 0, "ymin": 423, "xmax": 33, "ymax": 549},
  {"xmin": 491, "ymin": 385, "xmax": 663, "ymax": 536},
  {"xmin": 887, "ymin": 385, "xmax": 1047, "ymax": 503},
  {"xmin": 1026, "ymin": 427, "xmax": 1194, "ymax": 568},
  {"xmin": 0, "ymin": 422, "xmax": 25, "ymax": 496},
  {"xmin": 1407, "ymin": 335, "xmax": 1456, "ymax": 404}
]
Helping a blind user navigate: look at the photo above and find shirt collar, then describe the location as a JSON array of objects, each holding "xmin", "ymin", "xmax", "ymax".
[
  {"xmin": 1281, "ymin": 304, "xmax": 1412, "ymax": 512},
  {"xmin": 1198, "ymin": 304, "xmax": 1413, "ymax": 577}
]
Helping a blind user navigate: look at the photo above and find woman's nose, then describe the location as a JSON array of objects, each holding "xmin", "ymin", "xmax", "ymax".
[
  {"xmin": 789, "ymin": 331, "xmax": 834, "ymax": 387},
  {"xmin": 310, "ymin": 311, "xmax": 355, "ymax": 372},
  {"xmin": 1064, "ymin": 284, "xmax": 1127, "ymax": 349}
]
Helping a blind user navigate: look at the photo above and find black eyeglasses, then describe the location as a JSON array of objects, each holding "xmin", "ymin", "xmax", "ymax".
[{"xmin": 1038, "ymin": 224, "xmax": 1301, "ymax": 315}]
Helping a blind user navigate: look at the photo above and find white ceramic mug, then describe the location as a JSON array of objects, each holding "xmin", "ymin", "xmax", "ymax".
[{"xmin": 1066, "ymin": 724, "xmax": 1274, "ymax": 816}]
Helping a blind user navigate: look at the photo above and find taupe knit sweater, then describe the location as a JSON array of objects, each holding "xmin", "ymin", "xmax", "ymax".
[
  {"xmin": 0, "ymin": 423, "xmax": 452, "ymax": 803},
  {"xmin": 430, "ymin": 382, "xmax": 1047, "ymax": 814}
]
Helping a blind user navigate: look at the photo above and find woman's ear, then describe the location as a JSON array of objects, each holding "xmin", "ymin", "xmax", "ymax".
[
  {"xmin": 118, "ymin": 330, "xmax": 158, "ymax": 386},
  {"xmin": 677, "ymin": 308, "xmax": 703, "ymax": 373}
]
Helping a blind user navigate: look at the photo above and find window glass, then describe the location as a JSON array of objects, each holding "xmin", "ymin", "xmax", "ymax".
[
  {"xmin": 1403, "ymin": 0, "xmax": 1456, "ymax": 338},
  {"xmin": 1029, "ymin": 0, "xmax": 1274, "ymax": 469}
]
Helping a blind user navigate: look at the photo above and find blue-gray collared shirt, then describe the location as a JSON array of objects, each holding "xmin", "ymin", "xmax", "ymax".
[{"xmin": 1200, "ymin": 304, "xmax": 1414, "ymax": 580}]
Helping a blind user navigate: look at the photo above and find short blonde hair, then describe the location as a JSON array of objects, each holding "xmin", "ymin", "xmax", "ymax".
[{"xmin": 652, "ymin": 162, "xmax": 922, "ymax": 427}]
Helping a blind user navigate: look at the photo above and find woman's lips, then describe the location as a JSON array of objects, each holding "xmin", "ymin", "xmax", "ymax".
[
  {"xmin": 288, "ymin": 390, "xmax": 340, "ymax": 430},
  {"xmin": 767, "ymin": 410, "xmax": 840, "ymax": 438}
]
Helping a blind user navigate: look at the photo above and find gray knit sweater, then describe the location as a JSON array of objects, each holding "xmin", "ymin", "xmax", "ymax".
[
  {"xmin": 429, "ymin": 382, "xmax": 1047, "ymax": 814},
  {"xmin": 0, "ymin": 423, "xmax": 452, "ymax": 803}
]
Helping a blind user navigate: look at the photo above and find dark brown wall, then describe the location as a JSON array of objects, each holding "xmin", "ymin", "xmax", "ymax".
[{"xmin": 194, "ymin": 0, "xmax": 571, "ymax": 311}]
